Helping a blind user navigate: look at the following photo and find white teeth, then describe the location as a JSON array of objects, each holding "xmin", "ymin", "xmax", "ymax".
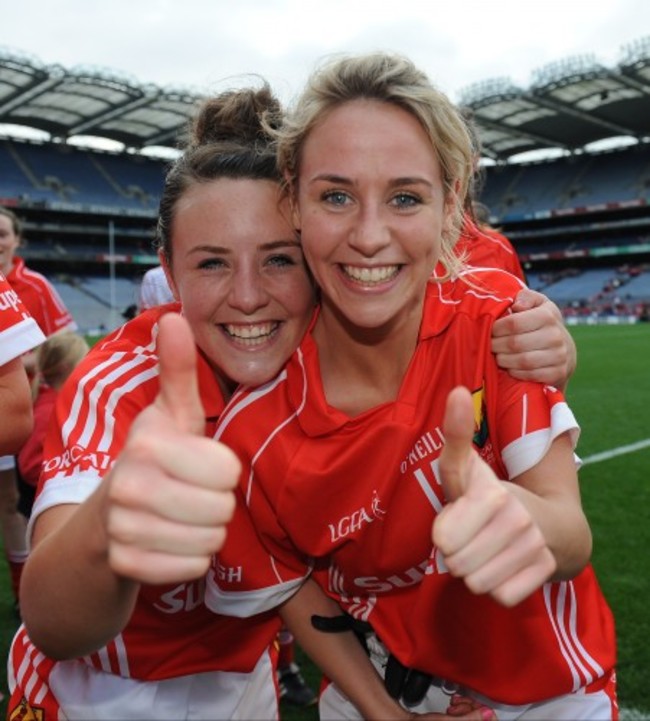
[
  {"xmin": 224, "ymin": 322, "xmax": 278, "ymax": 343},
  {"xmin": 342, "ymin": 265, "xmax": 399, "ymax": 283}
]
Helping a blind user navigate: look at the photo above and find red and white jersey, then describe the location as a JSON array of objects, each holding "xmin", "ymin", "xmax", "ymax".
[
  {"xmin": 0, "ymin": 271, "xmax": 45, "ymax": 365},
  {"xmin": 21, "ymin": 304, "xmax": 279, "ymax": 686},
  {"xmin": 5, "ymin": 256, "xmax": 77, "ymax": 336},
  {"xmin": 449, "ymin": 216, "xmax": 526, "ymax": 282},
  {"xmin": 207, "ymin": 269, "xmax": 616, "ymax": 705}
]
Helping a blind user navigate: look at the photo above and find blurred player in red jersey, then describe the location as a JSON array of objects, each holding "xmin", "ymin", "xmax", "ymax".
[
  {"xmin": 206, "ymin": 52, "xmax": 617, "ymax": 720},
  {"xmin": 0, "ymin": 271, "xmax": 45, "ymax": 454},
  {"xmin": 0, "ymin": 208, "xmax": 77, "ymax": 340},
  {"xmin": 0, "ymin": 207, "xmax": 78, "ymax": 610},
  {"xmin": 16, "ymin": 331, "xmax": 89, "ymax": 518}
]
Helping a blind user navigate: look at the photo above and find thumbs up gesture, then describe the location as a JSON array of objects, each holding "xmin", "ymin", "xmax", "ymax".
[
  {"xmin": 433, "ymin": 386, "xmax": 556, "ymax": 607},
  {"xmin": 105, "ymin": 313, "xmax": 240, "ymax": 585}
]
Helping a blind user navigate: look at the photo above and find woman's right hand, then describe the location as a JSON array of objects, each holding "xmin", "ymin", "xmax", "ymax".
[{"xmin": 104, "ymin": 312, "xmax": 240, "ymax": 584}]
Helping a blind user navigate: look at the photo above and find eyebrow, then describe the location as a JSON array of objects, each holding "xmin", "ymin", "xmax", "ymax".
[
  {"xmin": 186, "ymin": 239, "xmax": 301, "ymax": 256},
  {"xmin": 310, "ymin": 173, "xmax": 434, "ymax": 189}
]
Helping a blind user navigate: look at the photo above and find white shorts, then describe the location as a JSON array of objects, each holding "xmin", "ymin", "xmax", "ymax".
[
  {"xmin": 319, "ymin": 635, "xmax": 617, "ymax": 721},
  {"xmin": 48, "ymin": 648, "xmax": 278, "ymax": 720}
]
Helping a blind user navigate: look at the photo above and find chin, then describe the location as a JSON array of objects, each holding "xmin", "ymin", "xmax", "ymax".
[{"xmin": 232, "ymin": 363, "xmax": 282, "ymax": 389}]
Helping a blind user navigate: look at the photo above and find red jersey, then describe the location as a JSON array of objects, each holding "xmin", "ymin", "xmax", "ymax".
[
  {"xmin": 452, "ymin": 216, "xmax": 526, "ymax": 282},
  {"xmin": 5, "ymin": 256, "xmax": 76, "ymax": 336},
  {"xmin": 207, "ymin": 269, "xmax": 615, "ymax": 705},
  {"xmin": 0, "ymin": 271, "xmax": 46, "ymax": 364},
  {"xmin": 17, "ymin": 384, "xmax": 57, "ymax": 487},
  {"xmin": 21, "ymin": 304, "xmax": 279, "ymax": 685}
]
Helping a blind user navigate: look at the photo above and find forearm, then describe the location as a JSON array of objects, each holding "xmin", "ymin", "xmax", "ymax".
[
  {"xmin": 280, "ymin": 579, "xmax": 411, "ymax": 721},
  {"xmin": 506, "ymin": 481, "xmax": 591, "ymax": 579},
  {"xmin": 21, "ymin": 484, "xmax": 140, "ymax": 659},
  {"xmin": 506, "ymin": 436, "xmax": 592, "ymax": 579}
]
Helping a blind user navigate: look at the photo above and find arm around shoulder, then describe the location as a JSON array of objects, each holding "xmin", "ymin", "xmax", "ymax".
[{"xmin": 492, "ymin": 288, "xmax": 576, "ymax": 390}]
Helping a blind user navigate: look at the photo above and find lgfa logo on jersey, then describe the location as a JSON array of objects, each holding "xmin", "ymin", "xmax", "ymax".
[
  {"xmin": 472, "ymin": 383, "xmax": 489, "ymax": 448},
  {"xmin": 329, "ymin": 490, "xmax": 387, "ymax": 543}
]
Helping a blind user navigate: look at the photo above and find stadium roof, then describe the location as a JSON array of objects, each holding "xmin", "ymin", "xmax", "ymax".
[
  {"xmin": 1, "ymin": 37, "xmax": 650, "ymax": 161},
  {"xmin": 459, "ymin": 36, "xmax": 650, "ymax": 161}
]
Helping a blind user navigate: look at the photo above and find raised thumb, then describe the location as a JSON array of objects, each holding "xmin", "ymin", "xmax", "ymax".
[
  {"xmin": 438, "ymin": 386, "xmax": 476, "ymax": 501},
  {"xmin": 155, "ymin": 312, "xmax": 205, "ymax": 435}
]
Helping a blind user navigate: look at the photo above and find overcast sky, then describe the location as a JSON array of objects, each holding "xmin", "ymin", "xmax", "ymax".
[{"xmin": 3, "ymin": 0, "xmax": 650, "ymax": 106}]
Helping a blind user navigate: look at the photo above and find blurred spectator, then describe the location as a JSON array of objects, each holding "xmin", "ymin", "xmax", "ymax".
[
  {"xmin": 138, "ymin": 265, "xmax": 175, "ymax": 312},
  {"xmin": 0, "ymin": 207, "xmax": 77, "ymax": 339}
]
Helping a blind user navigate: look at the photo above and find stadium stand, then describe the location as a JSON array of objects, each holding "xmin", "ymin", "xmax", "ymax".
[{"xmin": 1, "ymin": 39, "xmax": 649, "ymax": 330}]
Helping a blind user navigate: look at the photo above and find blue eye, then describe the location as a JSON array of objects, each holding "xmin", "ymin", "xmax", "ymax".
[
  {"xmin": 323, "ymin": 190, "xmax": 350, "ymax": 206},
  {"xmin": 392, "ymin": 193, "xmax": 421, "ymax": 209}
]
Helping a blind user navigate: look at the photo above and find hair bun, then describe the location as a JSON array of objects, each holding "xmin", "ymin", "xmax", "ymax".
[{"xmin": 190, "ymin": 84, "xmax": 282, "ymax": 148}]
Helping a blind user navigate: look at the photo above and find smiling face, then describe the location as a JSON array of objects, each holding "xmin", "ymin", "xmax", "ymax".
[
  {"xmin": 164, "ymin": 178, "xmax": 315, "ymax": 389},
  {"xmin": 0, "ymin": 213, "xmax": 20, "ymax": 276},
  {"xmin": 295, "ymin": 98, "xmax": 455, "ymax": 337}
]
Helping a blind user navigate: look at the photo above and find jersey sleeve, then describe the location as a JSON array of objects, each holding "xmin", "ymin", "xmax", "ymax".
[
  {"xmin": 0, "ymin": 274, "xmax": 46, "ymax": 364},
  {"xmin": 205, "ymin": 486, "xmax": 309, "ymax": 617},
  {"xmin": 491, "ymin": 369, "xmax": 580, "ymax": 479}
]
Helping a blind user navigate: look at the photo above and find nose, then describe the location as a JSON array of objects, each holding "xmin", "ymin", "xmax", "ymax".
[
  {"xmin": 228, "ymin": 265, "xmax": 270, "ymax": 314},
  {"xmin": 348, "ymin": 205, "xmax": 391, "ymax": 256}
]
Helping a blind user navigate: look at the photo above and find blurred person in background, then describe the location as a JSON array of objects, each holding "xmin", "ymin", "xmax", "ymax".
[
  {"xmin": 0, "ymin": 206, "xmax": 77, "ymax": 613},
  {"xmin": 138, "ymin": 264, "xmax": 175, "ymax": 313},
  {"xmin": 0, "ymin": 270, "xmax": 45, "ymax": 455},
  {"xmin": 16, "ymin": 331, "xmax": 89, "ymax": 519}
]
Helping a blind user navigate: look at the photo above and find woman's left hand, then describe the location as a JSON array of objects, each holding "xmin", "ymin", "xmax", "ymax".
[{"xmin": 432, "ymin": 386, "xmax": 556, "ymax": 607}]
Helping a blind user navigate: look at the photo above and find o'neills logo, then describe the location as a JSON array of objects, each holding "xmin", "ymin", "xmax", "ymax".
[
  {"xmin": 42, "ymin": 444, "xmax": 113, "ymax": 476},
  {"xmin": 329, "ymin": 490, "xmax": 386, "ymax": 543},
  {"xmin": 400, "ymin": 427, "xmax": 445, "ymax": 473}
]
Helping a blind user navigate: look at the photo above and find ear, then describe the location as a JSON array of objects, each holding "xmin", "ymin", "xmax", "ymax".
[
  {"xmin": 442, "ymin": 179, "xmax": 462, "ymax": 235},
  {"xmin": 158, "ymin": 250, "xmax": 180, "ymax": 302}
]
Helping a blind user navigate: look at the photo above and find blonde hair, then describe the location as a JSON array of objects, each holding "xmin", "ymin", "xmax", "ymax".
[
  {"xmin": 275, "ymin": 51, "xmax": 474, "ymax": 277},
  {"xmin": 34, "ymin": 332, "xmax": 89, "ymax": 394}
]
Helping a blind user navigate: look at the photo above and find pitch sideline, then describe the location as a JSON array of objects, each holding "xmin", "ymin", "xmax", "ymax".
[{"xmin": 581, "ymin": 438, "xmax": 650, "ymax": 466}]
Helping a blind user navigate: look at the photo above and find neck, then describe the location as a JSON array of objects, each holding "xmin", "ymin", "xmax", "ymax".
[{"xmin": 313, "ymin": 300, "xmax": 422, "ymax": 416}]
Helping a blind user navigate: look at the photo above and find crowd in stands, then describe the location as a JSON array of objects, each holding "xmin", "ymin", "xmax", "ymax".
[{"xmin": 529, "ymin": 263, "xmax": 650, "ymax": 321}]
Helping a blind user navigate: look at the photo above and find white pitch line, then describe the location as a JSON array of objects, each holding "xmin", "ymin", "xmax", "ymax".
[{"xmin": 581, "ymin": 439, "xmax": 650, "ymax": 466}]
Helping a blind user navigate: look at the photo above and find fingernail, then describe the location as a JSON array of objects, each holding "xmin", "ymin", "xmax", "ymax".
[{"xmin": 481, "ymin": 707, "xmax": 495, "ymax": 721}]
